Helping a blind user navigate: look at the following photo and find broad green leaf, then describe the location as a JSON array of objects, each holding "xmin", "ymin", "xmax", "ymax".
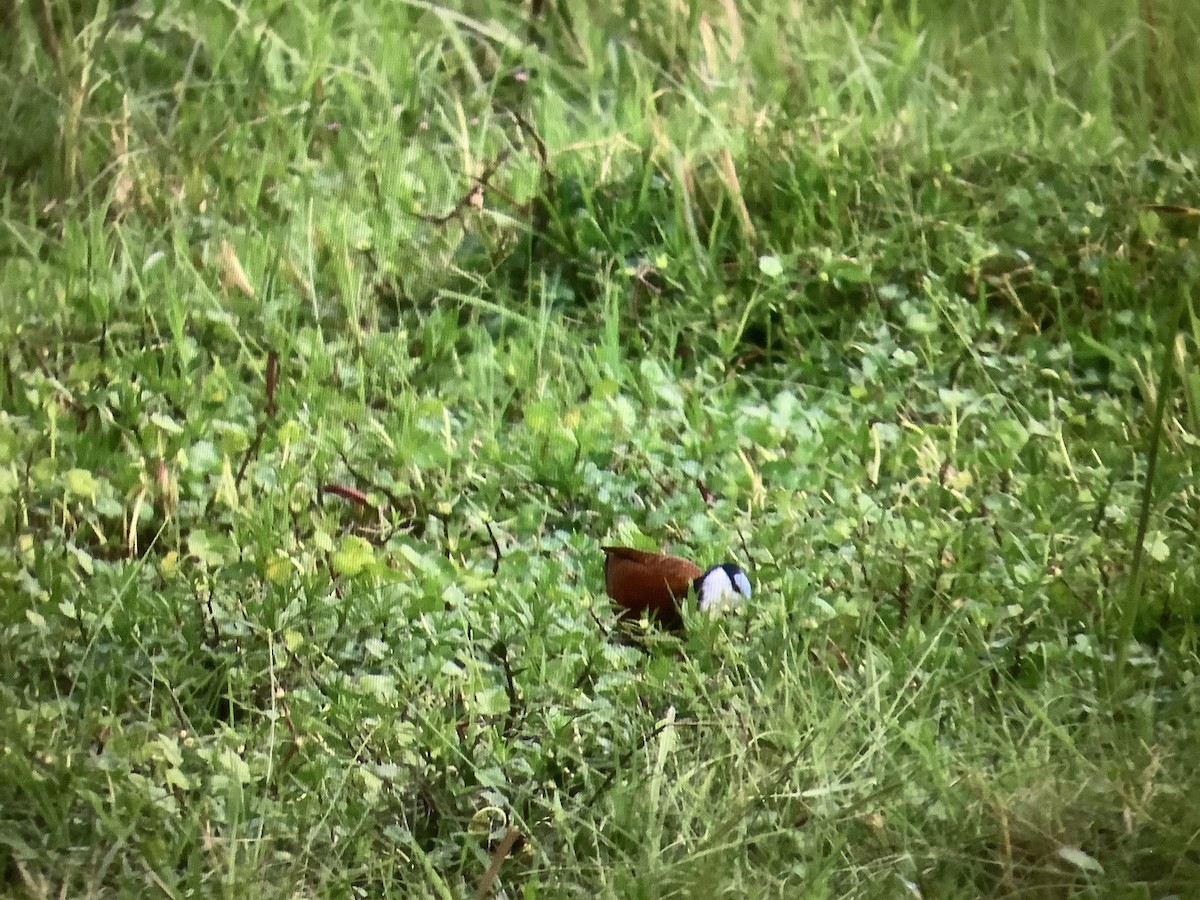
[
  {"xmin": 1056, "ymin": 846, "xmax": 1103, "ymax": 874},
  {"xmin": 472, "ymin": 687, "xmax": 510, "ymax": 716},
  {"xmin": 758, "ymin": 254, "xmax": 784, "ymax": 278},
  {"xmin": 150, "ymin": 412, "xmax": 184, "ymax": 434},
  {"xmin": 1144, "ymin": 531, "xmax": 1170, "ymax": 562},
  {"xmin": 333, "ymin": 535, "xmax": 376, "ymax": 577},
  {"xmin": 64, "ymin": 468, "xmax": 98, "ymax": 498}
]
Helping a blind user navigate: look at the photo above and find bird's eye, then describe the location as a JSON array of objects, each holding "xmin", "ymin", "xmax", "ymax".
[{"xmin": 733, "ymin": 571, "xmax": 752, "ymax": 598}]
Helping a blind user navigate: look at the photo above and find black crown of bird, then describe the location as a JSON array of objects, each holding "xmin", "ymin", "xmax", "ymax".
[{"xmin": 601, "ymin": 545, "xmax": 752, "ymax": 631}]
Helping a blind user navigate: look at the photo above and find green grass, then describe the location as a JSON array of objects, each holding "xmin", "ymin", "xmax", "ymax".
[{"xmin": 3, "ymin": 0, "xmax": 1200, "ymax": 896}]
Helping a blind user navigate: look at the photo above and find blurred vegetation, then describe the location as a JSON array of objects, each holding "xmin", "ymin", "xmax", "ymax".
[{"xmin": 2, "ymin": 0, "xmax": 1199, "ymax": 896}]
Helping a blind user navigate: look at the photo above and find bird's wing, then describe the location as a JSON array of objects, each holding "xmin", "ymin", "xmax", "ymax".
[
  {"xmin": 601, "ymin": 546, "xmax": 703, "ymax": 620},
  {"xmin": 600, "ymin": 546, "xmax": 676, "ymax": 566}
]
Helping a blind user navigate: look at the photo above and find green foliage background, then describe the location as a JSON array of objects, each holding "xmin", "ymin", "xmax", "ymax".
[{"xmin": 2, "ymin": 0, "xmax": 1200, "ymax": 896}]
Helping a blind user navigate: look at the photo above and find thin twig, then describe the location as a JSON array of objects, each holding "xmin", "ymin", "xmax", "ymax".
[
  {"xmin": 896, "ymin": 564, "xmax": 911, "ymax": 627},
  {"xmin": 319, "ymin": 483, "xmax": 375, "ymax": 509},
  {"xmin": 407, "ymin": 150, "xmax": 513, "ymax": 226},
  {"xmin": 505, "ymin": 107, "xmax": 550, "ymax": 174},
  {"xmin": 335, "ymin": 447, "xmax": 405, "ymax": 511},
  {"xmin": 234, "ymin": 350, "xmax": 279, "ymax": 488},
  {"xmin": 487, "ymin": 640, "xmax": 524, "ymax": 737},
  {"xmin": 485, "ymin": 520, "xmax": 502, "ymax": 576},
  {"xmin": 198, "ymin": 585, "xmax": 220, "ymax": 648},
  {"xmin": 475, "ymin": 825, "xmax": 522, "ymax": 900},
  {"xmin": 736, "ymin": 526, "xmax": 754, "ymax": 571}
]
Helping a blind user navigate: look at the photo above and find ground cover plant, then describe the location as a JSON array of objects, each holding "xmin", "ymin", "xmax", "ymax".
[{"xmin": 2, "ymin": 0, "xmax": 1200, "ymax": 896}]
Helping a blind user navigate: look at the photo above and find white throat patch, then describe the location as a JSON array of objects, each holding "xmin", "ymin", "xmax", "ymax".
[{"xmin": 697, "ymin": 567, "xmax": 750, "ymax": 614}]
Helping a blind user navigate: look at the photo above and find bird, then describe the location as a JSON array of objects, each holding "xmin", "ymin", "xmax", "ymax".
[{"xmin": 601, "ymin": 545, "xmax": 752, "ymax": 631}]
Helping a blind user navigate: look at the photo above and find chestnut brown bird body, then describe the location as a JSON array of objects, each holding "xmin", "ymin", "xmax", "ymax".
[{"xmin": 602, "ymin": 545, "xmax": 752, "ymax": 630}]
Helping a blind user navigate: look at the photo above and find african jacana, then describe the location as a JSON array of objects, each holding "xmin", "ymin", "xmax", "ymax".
[{"xmin": 601, "ymin": 545, "xmax": 752, "ymax": 630}]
